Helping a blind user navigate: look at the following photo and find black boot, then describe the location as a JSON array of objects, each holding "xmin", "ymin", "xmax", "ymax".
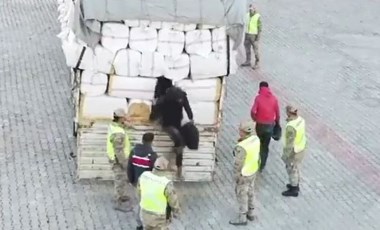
[
  {"xmin": 286, "ymin": 184, "xmax": 300, "ymax": 191},
  {"xmin": 282, "ymin": 186, "xmax": 299, "ymax": 197},
  {"xmin": 136, "ymin": 226, "xmax": 143, "ymax": 230}
]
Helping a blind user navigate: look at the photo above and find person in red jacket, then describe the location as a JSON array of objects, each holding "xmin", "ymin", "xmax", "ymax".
[{"xmin": 250, "ymin": 81, "xmax": 280, "ymax": 172}]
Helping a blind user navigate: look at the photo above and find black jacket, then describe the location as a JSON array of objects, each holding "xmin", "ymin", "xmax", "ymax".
[{"xmin": 127, "ymin": 144, "xmax": 158, "ymax": 186}]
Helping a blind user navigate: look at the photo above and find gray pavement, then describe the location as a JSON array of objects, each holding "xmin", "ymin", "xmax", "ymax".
[{"xmin": 1, "ymin": 0, "xmax": 380, "ymax": 229}]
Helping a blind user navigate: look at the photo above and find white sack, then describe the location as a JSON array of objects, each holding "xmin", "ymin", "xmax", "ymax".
[
  {"xmin": 140, "ymin": 52, "xmax": 166, "ymax": 77},
  {"xmin": 113, "ymin": 49, "xmax": 141, "ymax": 77},
  {"xmin": 124, "ymin": 20, "xmax": 140, "ymax": 27},
  {"xmin": 129, "ymin": 27, "xmax": 158, "ymax": 52},
  {"xmin": 108, "ymin": 76, "xmax": 157, "ymax": 100},
  {"xmin": 101, "ymin": 36, "xmax": 129, "ymax": 53},
  {"xmin": 80, "ymin": 70, "xmax": 108, "ymax": 96},
  {"xmin": 212, "ymin": 27, "xmax": 227, "ymax": 53},
  {"xmin": 101, "ymin": 22, "xmax": 129, "ymax": 38},
  {"xmin": 175, "ymin": 78, "xmax": 222, "ymax": 102},
  {"xmin": 197, "ymin": 24, "xmax": 216, "ymax": 29},
  {"xmin": 164, "ymin": 54, "xmax": 190, "ymax": 82},
  {"xmin": 94, "ymin": 45, "xmax": 115, "ymax": 74},
  {"xmin": 191, "ymin": 101, "xmax": 218, "ymax": 125},
  {"xmin": 157, "ymin": 29, "xmax": 185, "ymax": 57},
  {"xmin": 185, "ymin": 30, "xmax": 212, "ymax": 57},
  {"xmin": 190, "ymin": 52, "xmax": 227, "ymax": 79},
  {"xmin": 173, "ymin": 23, "xmax": 197, "ymax": 32},
  {"xmin": 80, "ymin": 95, "xmax": 128, "ymax": 120},
  {"xmin": 149, "ymin": 21, "xmax": 162, "ymax": 29},
  {"xmin": 61, "ymin": 40, "xmax": 94, "ymax": 70},
  {"xmin": 161, "ymin": 22, "xmax": 177, "ymax": 29}
]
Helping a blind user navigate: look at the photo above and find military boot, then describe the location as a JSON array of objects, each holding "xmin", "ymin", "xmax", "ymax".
[
  {"xmin": 229, "ymin": 213, "xmax": 248, "ymax": 226},
  {"xmin": 247, "ymin": 208, "xmax": 256, "ymax": 221},
  {"xmin": 286, "ymin": 184, "xmax": 300, "ymax": 192},
  {"xmin": 253, "ymin": 60, "xmax": 260, "ymax": 69},
  {"xmin": 241, "ymin": 61, "xmax": 251, "ymax": 67},
  {"xmin": 282, "ymin": 186, "xmax": 299, "ymax": 197},
  {"xmin": 113, "ymin": 200, "xmax": 133, "ymax": 212},
  {"xmin": 136, "ymin": 226, "xmax": 143, "ymax": 230}
]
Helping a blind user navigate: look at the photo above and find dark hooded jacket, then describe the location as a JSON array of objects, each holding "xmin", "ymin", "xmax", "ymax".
[{"xmin": 251, "ymin": 87, "xmax": 280, "ymax": 124}]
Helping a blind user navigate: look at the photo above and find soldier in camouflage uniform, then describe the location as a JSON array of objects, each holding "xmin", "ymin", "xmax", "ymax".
[
  {"xmin": 137, "ymin": 156, "xmax": 181, "ymax": 230},
  {"xmin": 229, "ymin": 120, "xmax": 261, "ymax": 226},
  {"xmin": 107, "ymin": 108, "xmax": 133, "ymax": 212},
  {"xmin": 281, "ymin": 105, "xmax": 307, "ymax": 197}
]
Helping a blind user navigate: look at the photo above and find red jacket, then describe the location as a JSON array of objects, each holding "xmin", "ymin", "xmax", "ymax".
[{"xmin": 251, "ymin": 87, "xmax": 280, "ymax": 124}]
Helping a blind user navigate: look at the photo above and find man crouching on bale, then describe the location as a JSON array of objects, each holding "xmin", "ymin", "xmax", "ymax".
[{"xmin": 150, "ymin": 79, "xmax": 195, "ymax": 180}]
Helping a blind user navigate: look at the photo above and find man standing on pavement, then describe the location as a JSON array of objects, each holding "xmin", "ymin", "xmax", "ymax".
[
  {"xmin": 127, "ymin": 132, "xmax": 158, "ymax": 230},
  {"xmin": 107, "ymin": 108, "xmax": 132, "ymax": 212},
  {"xmin": 281, "ymin": 106, "xmax": 307, "ymax": 197},
  {"xmin": 251, "ymin": 81, "xmax": 280, "ymax": 172},
  {"xmin": 241, "ymin": 4, "xmax": 262, "ymax": 69},
  {"xmin": 137, "ymin": 156, "xmax": 181, "ymax": 230},
  {"xmin": 229, "ymin": 120, "xmax": 261, "ymax": 226}
]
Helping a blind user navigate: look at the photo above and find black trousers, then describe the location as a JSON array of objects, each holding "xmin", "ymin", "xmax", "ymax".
[
  {"xmin": 255, "ymin": 123, "xmax": 274, "ymax": 170},
  {"xmin": 163, "ymin": 126, "xmax": 184, "ymax": 167}
]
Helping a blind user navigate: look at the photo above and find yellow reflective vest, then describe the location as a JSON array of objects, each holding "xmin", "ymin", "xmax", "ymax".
[
  {"xmin": 284, "ymin": 116, "xmax": 307, "ymax": 153},
  {"xmin": 237, "ymin": 135, "xmax": 261, "ymax": 176},
  {"xmin": 139, "ymin": 171, "xmax": 170, "ymax": 215},
  {"xmin": 247, "ymin": 13, "xmax": 261, "ymax": 35},
  {"xmin": 106, "ymin": 122, "xmax": 131, "ymax": 161}
]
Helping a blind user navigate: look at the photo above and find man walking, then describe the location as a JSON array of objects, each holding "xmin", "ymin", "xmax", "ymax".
[
  {"xmin": 229, "ymin": 120, "xmax": 261, "ymax": 226},
  {"xmin": 137, "ymin": 157, "xmax": 181, "ymax": 230},
  {"xmin": 127, "ymin": 132, "xmax": 158, "ymax": 230},
  {"xmin": 251, "ymin": 81, "xmax": 280, "ymax": 172},
  {"xmin": 241, "ymin": 4, "xmax": 262, "ymax": 69},
  {"xmin": 281, "ymin": 106, "xmax": 307, "ymax": 197},
  {"xmin": 107, "ymin": 108, "xmax": 132, "ymax": 212}
]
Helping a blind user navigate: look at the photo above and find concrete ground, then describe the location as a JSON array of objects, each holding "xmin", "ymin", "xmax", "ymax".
[{"xmin": 1, "ymin": 0, "xmax": 380, "ymax": 229}]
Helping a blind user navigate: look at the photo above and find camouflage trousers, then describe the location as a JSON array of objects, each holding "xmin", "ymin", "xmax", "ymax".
[
  {"xmin": 286, "ymin": 161, "xmax": 300, "ymax": 186},
  {"xmin": 244, "ymin": 33, "xmax": 260, "ymax": 63},
  {"xmin": 141, "ymin": 209, "xmax": 168, "ymax": 230},
  {"xmin": 235, "ymin": 174, "xmax": 256, "ymax": 213},
  {"xmin": 112, "ymin": 164, "xmax": 129, "ymax": 201}
]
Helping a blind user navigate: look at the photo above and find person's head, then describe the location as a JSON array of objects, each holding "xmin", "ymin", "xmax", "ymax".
[
  {"xmin": 154, "ymin": 156, "xmax": 169, "ymax": 171},
  {"xmin": 249, "ymin": 4, "xmax": 256, "ymax": 15},
  {"xmin": 142, "ymin": 132, "xmax": 154, "ymax": 145},
  {"xmin": 239, "ymin": 120, "xmax": 256, "ymax": 139},
  {"xmin": 259, "ymin": 81, "xmax": 269, "ymax": 89},
  {"xmin": 286, "ymin": 105, "xmax": 298, "ymax": 118},
  {"xmin": 113, "ymin": 108, "xmax": 128, "ymax": 124}
]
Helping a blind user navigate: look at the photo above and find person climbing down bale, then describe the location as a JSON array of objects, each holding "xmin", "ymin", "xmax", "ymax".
[{"xmin": 150, "ymin": 77, "xmax": 199, "ymax": 179}]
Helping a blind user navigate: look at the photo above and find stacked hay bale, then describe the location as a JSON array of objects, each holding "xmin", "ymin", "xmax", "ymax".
[{"xmin": 57, "ymin": 0, "xmax": 238, "ymax": 181}]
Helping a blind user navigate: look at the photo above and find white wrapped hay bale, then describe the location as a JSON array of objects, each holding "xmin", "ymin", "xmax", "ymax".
[
  {"xmin": 113, "ymin": 49, "xmax": 141, "ymax": 77},
  {"xmin": 129, "ymin": 27, "xmax": 158, "ymax": 52},
  {"xmin": 190, "ymin": 101, "xmax": 218, "ymax": 125},
  {"xmin": 127, "ymin": 99, "xmax": 152, "ymax": 123},
  {"xmin": 101, "ymin": 22, "xmax": 130, "ymax": 38},
  {"xmin": 173, "ymin": 23, "xmax": 197, "ymax": 32},
  {"xmin": 164, "ymin": 54, "xmax": 190, "ymax": 81},
  {"xmin": 108, "ymin": 75, "xmax": 157, "ymax": 100},
  {"xmin": 185, "ymin": 30, "xmax": 212, "ymax": 57},
  {"xmin": 197, "ymin": 24, "xmax": 216, "ymax": 29},
  {"xmin": 149, "ymin": 21, "xmax": 162, "ymax": 29},
  {"xmin": 157, "ymin": 29, "xmax": 185, "ymax": 57},
  {"xmin": 101, "ymin": 37, "xmax": 129, "ymax": 53},
  {"xmin": 139, "ymin": 52, "xmax": 167, "ymax": 77},
  {"xmin": 61, "ymin": 40, "xmax": 94, "ymax": 70},
  {"xmin": 94, "ymin": 45, "xmax": 115, "ymax": 74},
  {"xmin": 212, "ymin": 27, "xmax": 227, "ymax": 53},
  {"xmin": 190, "ymin": 52, "xmax": 227, "ymax": 79},
  {"xmin": 80, "ymin": 70, "xmax": 108, "ymax": 96},
  {"xmin": 124, "ymin": 20, "xmax": 140, "ymax": 27},
  {"xmin": 80, "ymin": 95, "xmax": 128, "ymax": 120},
  {"xmin": 175, "ymin": 78, "xmax": 222, "ymax": 102}
]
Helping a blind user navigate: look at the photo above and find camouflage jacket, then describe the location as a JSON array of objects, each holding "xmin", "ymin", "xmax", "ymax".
[{"xmin": 110, "ymin": 122, "xmax": 129, "ymax": 169}]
